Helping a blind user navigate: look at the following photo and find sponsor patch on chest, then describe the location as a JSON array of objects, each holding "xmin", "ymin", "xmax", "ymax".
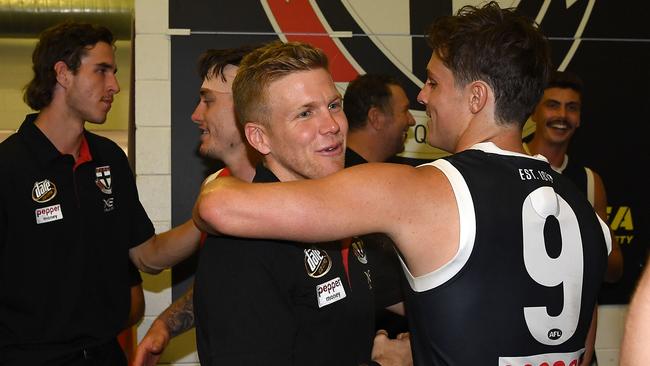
[
  {"xmin": 304, "ymin": 248, "xmax": 332, "ymax": 278},
  {"xmin": 35, "ymin": 204, "xmax": 63, "ymax": 224},
  {"xmin": 316, "ymin": 277, "xmax": 346, "ymax": 308},
  {"xmin": 32, "ymin": 179, "xmax": 57, "ymax": 203}
]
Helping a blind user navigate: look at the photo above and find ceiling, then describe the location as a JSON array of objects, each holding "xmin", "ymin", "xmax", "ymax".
[{"xmin": 0, "ymin": 0, "xmax": 133, "ymax": 39}]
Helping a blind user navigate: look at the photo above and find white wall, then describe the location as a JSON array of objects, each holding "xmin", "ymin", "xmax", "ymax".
[
  {"xmin": 134, "ymin": 0, "xmax": 198, "ymax": 364},
  {"xmin": 595, "ymin": 305, "xmax": 627, "ymax": 365}
]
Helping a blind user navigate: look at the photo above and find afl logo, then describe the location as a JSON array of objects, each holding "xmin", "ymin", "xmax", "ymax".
[
  {"xmin": 548, "ymin": 328, "xmax": 563, "ymax": 340},
  {"xmin": 304, "ymin": 248, "xmax": 332, "ymax": 278},
  {"xmin": 32, "ymin": 179, "xmax": 57, "ymax": 203}
]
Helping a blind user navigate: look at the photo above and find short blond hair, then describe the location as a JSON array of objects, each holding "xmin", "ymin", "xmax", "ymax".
[{"xmin": 232, "ymin": 41, "xmax": 329, "ymax": 126}]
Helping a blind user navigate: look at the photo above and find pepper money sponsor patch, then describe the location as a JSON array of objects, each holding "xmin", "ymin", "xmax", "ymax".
[
  {"xmin": 35, "ymin": 204, "xmax": 63, "ymax": 224},
  {"xmin": 316, "ymin": 277, "xmax": 346, "ymax": 308}
]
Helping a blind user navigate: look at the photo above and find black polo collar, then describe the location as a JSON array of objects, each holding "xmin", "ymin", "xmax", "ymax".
[
  {"xmin": 345, "ymin": 147, "xmax": 368, "ymax": 168},
  {"xmin": 18, "ymin": 113, "xmax": 63, "ymax": 165},
  {"xmin": 18, "ymin": 113, "xmax": 100, "ymax": 168},
  {"xmin": 253, "ymin": 164, "xmax": 279, "ymax": 183}
]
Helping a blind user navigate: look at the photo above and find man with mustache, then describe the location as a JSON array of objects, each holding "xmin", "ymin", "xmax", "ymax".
[
  {"xmin": 526, "ymin": 70, "xmax": 623, "ymax": 365},
  {"xmin": 527, "ymin": 71, "xmax": 621, "ymax": 281}
]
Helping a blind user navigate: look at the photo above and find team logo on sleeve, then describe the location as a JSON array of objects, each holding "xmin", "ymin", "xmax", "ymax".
[
  {"xmin": 31, "ymin": 179, "xmax": 57, "ymax": 203},
  {"xmin": 351, "ymin": 237, "xmax": 368, "ymax": 264},
  {"xmin": 304, "ymin": 248, "xmax": 332, "ymax": 278},
  {"xmin": 95, "ymin": 166, "xmax": 112, "ymax": 194}
]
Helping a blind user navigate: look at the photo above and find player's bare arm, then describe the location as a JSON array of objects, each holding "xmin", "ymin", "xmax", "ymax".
[
  {"xmin": 129, "ymin": 219, "xmax": 202, "ymax": 273},
  {"xmin": 194, "ymin": 161, "xmax": 460, "ymax": 277}
]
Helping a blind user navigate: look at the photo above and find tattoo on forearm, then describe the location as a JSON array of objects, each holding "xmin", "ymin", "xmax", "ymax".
[{"xmin": 162, "ymin": 287, "xmax": 195, "ymax": 338}]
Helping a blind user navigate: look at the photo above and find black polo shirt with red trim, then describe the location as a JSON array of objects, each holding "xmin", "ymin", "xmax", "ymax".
[
  {"xmin": 0, "ymin": 114, "xmax": 154, "ymax": 363},
  {"xmin": 194, "ymin": 164, "xmax": 375, "ymax": 366}
]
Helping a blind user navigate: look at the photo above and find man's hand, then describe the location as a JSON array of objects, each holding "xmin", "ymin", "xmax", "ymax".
[
  {"xmin": 371, "ymin": 330, "xmax": 412, "ymax": 366},
  {"xmin": 133, "ymin": 319, "xmax": 170, "ymax": 366}
]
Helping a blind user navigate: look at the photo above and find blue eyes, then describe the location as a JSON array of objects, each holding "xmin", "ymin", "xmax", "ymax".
[
  {"xmin": 328, "ymin": 102, "xmax": 341, "ymax": 110},
  {"xmin": 296, "ymin": 102, "xmax": 341, "ymax": 119}
]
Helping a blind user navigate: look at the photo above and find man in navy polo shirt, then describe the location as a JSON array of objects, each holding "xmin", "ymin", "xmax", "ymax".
[
  {"xmin": 0, "ymin": 21, "xmax": 200, "ymax": 366},
  {"xmin": 192, "ymin": 41, "xmax": 412, "ymax": 366}
]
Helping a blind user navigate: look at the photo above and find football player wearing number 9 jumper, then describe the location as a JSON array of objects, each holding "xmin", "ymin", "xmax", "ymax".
[{"xmin": 194, "ymin": 2, "xmax": 612, "ymax": 365}]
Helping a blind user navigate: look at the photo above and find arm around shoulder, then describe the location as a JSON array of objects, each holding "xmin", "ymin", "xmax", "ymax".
[
  {"xmin": 192, "ymin": 175, "xmax": 245, "ymax": 235},
  {"xmin": 194, "ymin": 162, "xmax": 424, "ymax": 246}
]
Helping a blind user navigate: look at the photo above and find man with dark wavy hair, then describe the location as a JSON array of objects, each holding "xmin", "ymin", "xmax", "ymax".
[
  {"xmin": 133, "ymin": 45, "xmax": 259, "ymax": 366},
  {"xmin": 194, "ymin": 3, "xmax": 613, "ymax": 364},
  {"xmin": 0, "ymin": 21, "xmax": 201, "ymax": 366}
]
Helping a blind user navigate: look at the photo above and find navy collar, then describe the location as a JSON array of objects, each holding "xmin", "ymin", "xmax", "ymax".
[
  {"xmin": 253, "ymin": 164, "xmax": 280, "ymax": 183},
  {"xmin": 18, "ymin": 113, "xmax": 65, "ymax": 166},
  {"xmin": 345, "ymin": 147, "xmax": 368, "ymax": 168}
]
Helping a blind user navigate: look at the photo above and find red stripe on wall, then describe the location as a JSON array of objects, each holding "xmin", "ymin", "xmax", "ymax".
[{"xmin": 266, "ymin": 0, "xmax": 359, "ymax": 82}]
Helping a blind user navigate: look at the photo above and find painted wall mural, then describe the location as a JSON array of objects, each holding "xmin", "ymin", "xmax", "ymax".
[{"xmin": 170, "ymin": 0, "xmax": 649, "ymax": 304}]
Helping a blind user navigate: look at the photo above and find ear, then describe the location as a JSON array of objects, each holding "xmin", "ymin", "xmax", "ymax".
[
  {"xmin": 468, "ymin": 81, "xmax": 489, "ymax": 114},
  {"xmin": 54, "ymin": 61, "xmax": 72, "ymax": 88},
  {"xmin": 367, "ymin": 106, "xmax": 385, "ymax": 131},
  {"xmin": 244, "ymin": 122, "xmax": 271, "ymax": 155},
  {"xmin": 530, "ymin": 104, "xmax": 541, "ymax": 124}
]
